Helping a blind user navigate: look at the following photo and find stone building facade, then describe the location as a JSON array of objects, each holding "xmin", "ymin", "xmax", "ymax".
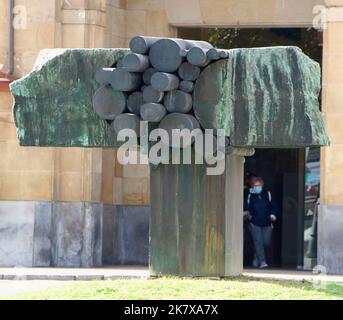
[{"xmin": 0, "ymin": 0, "xmax": 343, "ymax": 273}]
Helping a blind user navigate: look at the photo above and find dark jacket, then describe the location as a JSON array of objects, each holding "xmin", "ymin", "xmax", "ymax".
[{"xmin": 244, "ymin": 190, "xmax": 278, "ymax": 227}]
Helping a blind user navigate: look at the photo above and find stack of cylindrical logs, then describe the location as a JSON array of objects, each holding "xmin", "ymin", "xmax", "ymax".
[{"xmin": 93, "ymin": 36, "xmax": 230, "ymax": 148}]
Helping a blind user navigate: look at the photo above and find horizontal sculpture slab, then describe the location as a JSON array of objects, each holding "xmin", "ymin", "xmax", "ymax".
[
  {"xmin": 194, "ymin": 46, "xmax": 329, "ymax": 147},
  {"xmin": 11, "ymin": 49, "xmax": 129, "ymax": 147},
  {"xmin": 11, "ymin": 46, "xmax": 329, "ymax": 149}
]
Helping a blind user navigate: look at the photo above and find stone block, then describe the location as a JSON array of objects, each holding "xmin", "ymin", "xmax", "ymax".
[
  {"xmin": 0, "ymin": 120, "xmax": 17, "ymax": 142},
  {"xmin": 0, "ymin": 171, "xmax": 21, "ymax": 200},
  {"xmin": 318, "ymin": 205, "xmax": 343, "ymax": 274},
  {"xmin": 0, "ymin": 201, "xmax": 35, "ymax": 267},
  {"xmin": 0, "ymin": 142, "xmax": 53, "ymax": 172},
  {"xmin": 122, "ymin": 178, "xmax": 149, "ymax": 205},
  {"xmin": 107, "ymin": 0, "xmax": 126, "ymax": 9},
  {"xmin": 20, "ymin": 171, "xmax": 53, "ymax": 201},
  {"xmin": 58, "ymin": 148, "xmax": 84, "ymax": 172},
  {"xmin": 33, "ymin": 202, "xmax": 52, "ymax": 267},
  {"xmin": 0, "ymin": 92, "xmax": 13, "ymax": 112},
  {"xmin": 62, "ymin": 24, "xmax": 88, "ymax": 47},
  {"xmin": 107, "ymin": 205, "xmax": 149, "ymax": 265},
  {"xmin": 126, "ymin": 0, "xmax": 165, "ymax": 11},
  {"xmin": 102, "ymin": 205, "xmax": 117, "ymax": 265},
  {"xmin": 113, "ymin": 177, "xmax": 123, "ymax": 204},
  {"xmin": 323, "ymin": 83, "xmax": 343, "ymax": 114},
  {"xmin": 51, "ymin": 202, "xmax": 103, "ymax": 267},
  {"xmin": 87, "ymin": 25, "xmax": 107, "ymax": 48},
  {"xmin": 106, "ymin": 7, "xmax": 126, "ymax": 38},
  {"xmin": 101, "ymin": 149, "xmax": 115, "ymax": 204},
  {"xmin": 56, "ymin": 172, "xmax": 83, "ymax": 202},
  {"xmin": 123, "ymin": 164, "xmax": 149, "ymax": 179},
  {"xmin": 125, "ymin": 10, "xmax": 147, "ymax": 39},
  {"xmin": 320, "ymin": 171, "xmax": 343, "ymax": 205},
  {"xmin": 145, "ymin": 10, "xmax": 171, "ymax": 37},
  {"xmin": 322, "ymin": 144, "xmax": 343, "ymax": 175},
  {"xmin": 324, "ymin": 115, "xmax": 343, "ymax": 145}
]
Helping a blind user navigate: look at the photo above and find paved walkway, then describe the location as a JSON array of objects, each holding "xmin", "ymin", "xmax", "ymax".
[
  {"xmin": 243, "ymin": 268, "xmax": 343, "ymax": 284},
  {"xmin": 0, "ymin": 266, "xmax": 149, "ymax": 281},
  {"xmin": 0, "ymin": 266, "xmax": 342, "ymax": 283}
]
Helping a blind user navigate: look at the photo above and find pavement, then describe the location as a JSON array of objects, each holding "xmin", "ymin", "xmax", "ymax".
[
  {"xmin": 243, "ymin": 268, "xmax": 343, "ymax": 283},
  {"xmin": 0, "ymin": 266, "xmax": 342, "ymax": 283},
  {"xmin": 0, "ymin": 266, "xmax": 149, "ymax": 281}
]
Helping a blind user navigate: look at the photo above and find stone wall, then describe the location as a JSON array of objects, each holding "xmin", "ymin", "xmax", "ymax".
[
  {"xmin": 0, "ymin": 0, "xmax": 157, "ymax": 206},
  {"xmin": 318, "ymin": 205, "xmax": 343, "ymax": 274},
  {"xmin": 317, "ymin": 1, "xmax": 343, "ymax": 275},
  {"xmin": 0, "ymin": 201, "xmax": 149, "ymax": 267}
]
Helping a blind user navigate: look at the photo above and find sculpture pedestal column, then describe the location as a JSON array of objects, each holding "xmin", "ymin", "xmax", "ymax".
[{"xmin": 149, "ymin": 155, "xmax": 244, "ymax": 277}]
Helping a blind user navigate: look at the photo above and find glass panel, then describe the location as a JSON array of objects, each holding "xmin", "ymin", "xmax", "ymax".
[{"xmin": 303, "ymin": 147, "xmax": 320, "ymax": 270}]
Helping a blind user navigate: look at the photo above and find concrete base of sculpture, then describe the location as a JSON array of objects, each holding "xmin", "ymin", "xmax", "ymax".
[
  {"xmin": 318, "ymin": 205, "xmax": 343, "ymax": 275},
  {"xmin": 0, "ymin": 201, "xmax": 149, "ymax": 267},
  {"xmin": 150, "ymin": 155, "xmax": 244, "ymax": 277}
]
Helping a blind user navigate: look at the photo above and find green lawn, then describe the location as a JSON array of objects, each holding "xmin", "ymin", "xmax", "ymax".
[{"xmin": 2, "ymin": 277, "xmax": 343, "ymax": 300}]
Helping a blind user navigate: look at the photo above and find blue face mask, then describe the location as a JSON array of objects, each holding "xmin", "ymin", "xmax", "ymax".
[{"xmin": 252, "ymin": 186, "xmax": 263, "ymax": 194}]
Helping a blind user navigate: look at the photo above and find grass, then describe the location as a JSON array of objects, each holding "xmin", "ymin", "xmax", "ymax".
[{"xmin": 2, "ymin": 276, "xmax": 343, "ymax": 300}]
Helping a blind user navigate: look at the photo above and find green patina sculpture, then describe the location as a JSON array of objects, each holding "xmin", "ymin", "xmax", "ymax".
[
  {"xmin": 10, "ymin": 38, "xmax": 329, "ymax": 277},
  {"xmin": 10, "ymin": 46, "xmax": 329, "ymax": 149},
  {"xmin": 194, "ymin": 46, "xmax": 329, "ymax": 147},
  {"xmin": 11, "ymin": 48, "xmax": 128, "ymax": 147}
]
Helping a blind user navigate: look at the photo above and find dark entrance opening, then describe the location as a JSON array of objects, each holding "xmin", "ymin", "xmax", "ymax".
[
  {"xmin": 177, "ymin": 27, "xmax": 323, "ymax": 270},
  {"xmin": 244, "ymin": 149, "xmax": 305, "ymax": 269}
]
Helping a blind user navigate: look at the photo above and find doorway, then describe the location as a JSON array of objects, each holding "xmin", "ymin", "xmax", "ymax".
[
  {"xmin": 177, "ymin": 26, "xmax": 323, "ymax": 270},
  {"xmin": 244, "ymin": 149, "xmax": 305, "ymax": 269}
]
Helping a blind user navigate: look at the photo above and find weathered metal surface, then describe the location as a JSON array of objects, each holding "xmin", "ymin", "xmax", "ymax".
[
  {"xmin": 150, "ymin": 161, "xmax": 225, "ymax": 276},
  {"xmin": 95, "ymin": 67, "xmax": 114, "ymax": 86},
  {"xmin": 149, "ymin": 39, "xmax": 212, "ymax": 72},
  {"xmin": 149, "ymin": 39, "xmax": 187, "ymax": 72},
  {"xmin": 11, "ymin": 48, "xmax": 128, "ymax": 147},
  {"xmin": 151, "ymin": 72, "xmax": 180, "ymax": 92},
  {"xmin": 194, "ymin": 59, "xmax": 231, "ymax": 135},
  {"xmin": 194, "ymin": 46, "xmax": 330, "ymax": 147},
  {"xmin": 164, "ymin": 90, "xmax": 193, "ymax": 113},
  {"xmin": 207, "ymin": 48, "xmax": 229, "ymax": 61},
  {"xmin": 142, "ymin": 85, "xmax": 164, "ymax": 103},
  {"xmin": 122, "ymin": 53, "xmax": 150, "ymax": 72},
  {"xmin": 129, "ymin": 36, "xmax": 163, "ymax": 55},
  {"xmin": 159, "ymin": 113, "xmax": 200, "ymax": 148},
  {"xmin": 178, "ymin": 62, "xmax": 201, "ymax": 81},
  {"xmin": 92, "ymin": 85, "xmax": 126, "ymax": 120},
  {"xmin": 140, "ymin": 103, "xmax": 167, "ymax": 122},
  {"xmin": 187, "ymin": 47, "xmax": 210, "ymax": 67},
  {"xmin": 127, "ymin": 91, "xmax": 144, "ymax": 115},
  {"xmin": 111, "ymin": 113, "xmax": 140, "ymax": 137},
  {"xmin": 142, "ymin": 67, "xmax": 158, "ymax": 85},
  {"xmin": 179, "ymin": 80, "xmax": 194, "ymax": 93},
  {"xmin": 110, "ymin": 68, "xmax": 142, "ymax": 92}
]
